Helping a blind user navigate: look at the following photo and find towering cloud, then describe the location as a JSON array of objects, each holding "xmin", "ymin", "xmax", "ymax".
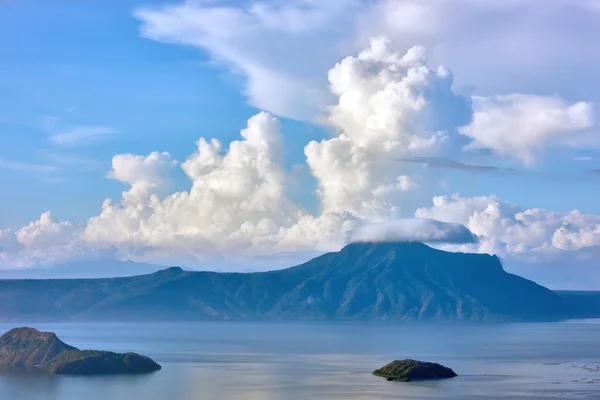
[
  {"xmin": 81, "ymin": 113, "xmax": 357, "ymax": 263},
  {"xmin": 305, "ymin": 38, "xmax": 471, "ymax": 219},
  {"xmin": 85, "ymin": 113, "xmax": 292, "ymax": 257}
]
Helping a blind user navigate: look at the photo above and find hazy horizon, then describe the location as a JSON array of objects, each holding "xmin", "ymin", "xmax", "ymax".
[{"xmin": 0, "ymin": 245, "xmax": 598, "ymax": 292}]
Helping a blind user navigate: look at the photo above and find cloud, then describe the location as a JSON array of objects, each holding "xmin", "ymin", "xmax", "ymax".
[
  {"xmin": 0, "ymin": 230, "xmax": 19, "ymax": 253},
  {"xmin": 108, "ymin": 151, "xmax": 177, "ymax": 203},
  {"xmin": 81, "ymin": 112, "xmax": 357, "ymax": 264},
  {"xmin": 135, "ymin": 0, "xmax": 598, "ymax": 164},
  {"xmin": 415, "ymin": 193, "xmax": 600, "ymax": 259},
  {"xmin": 368, "ymin": 1, "xmax": 600, "ymax": 96},
  {"xmin": 3, "ymin": 114, "xmax": 600, "ymax": 271},
  {"xmin": 398, "ymin": 156, "xmax": 504, "ymax": 172},
  {"xmin": 0, "ymin": 158, "xmax": 58, "ymax": 174},
  {"xmin": 305, "ymin": 38, "xmax": 471, "ymax": 219},
  {"xmin": 16, "ymin": 212, "xmax": 80, "ymax": 249},
  {"xmin": 459, "ymin": 95, "xmax": 595, "ymax": 164},
  {"xmin": 0, "ymin": 212, "xmax": 97, "ymax": 268},
  {"xmin": 0, "ymin": 153, "xmax": 101, "ymax": 181},
  {"xmin": 134, "ymin": 0, "xmax": 358, "ymax": 120},
  {"xmin": 50, "ymin": 125, "xmax": 118, "ymax": 146},
  {"xmin": 43, "ymin": 153, "xmax": 103, "ymax": 172},
  {"xmin": 573, "ymin": 156, "xmax": 593, "ymax": 161},
  {"xmin": 348, "ymin": 218, "xmax": 478, "ymax": 244},
  {"xmin": 132, "ymin": 0, "xmax": 598, "ymax": 182},
  {"xmin": 134, "ymin": 0, "xmax": 600, "ymax": 123},
  {"xmin": 10, "ymin": 38, "xmax": 475, "ymax": 268}
]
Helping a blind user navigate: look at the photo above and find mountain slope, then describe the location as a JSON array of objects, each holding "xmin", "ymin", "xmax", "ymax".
[
  {"xmin": 0, "ymin": 242, "xmax": 571, "ymax": 322},
  {"xmin": 0, "ymin": 327, "xmax": 77, "ymax": 367}
]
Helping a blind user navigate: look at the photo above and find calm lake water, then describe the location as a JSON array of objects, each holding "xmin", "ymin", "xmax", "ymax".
[{"xmin": 1, "ymin": 321, "xmax": 599, "ymax": 399}]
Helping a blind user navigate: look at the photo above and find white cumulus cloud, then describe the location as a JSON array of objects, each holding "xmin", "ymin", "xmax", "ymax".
[
  {"xmin": 0, "ymin": 212, "xmax": 98, "ymax": 268},
  {"xmin": 16, "ymin": 212, "xmax": 80, "ymax": 249},
  {"xmin": 82, "ymin": 112, "xmax": 355, "ymax": 264},
  {"xmin": 415, "ymin": 194, "xmax": 600, "ymax": 259},
  {"xmin": 305, "ymin": 38, "xmax": 471, "ymax": 219},
  {"xmin": 460, "ymin": 95, "xmax": 595, "ymax": 164},
  {"xmin": 108, "ymin": 151, "xmax": 177, "ymax": 204}
]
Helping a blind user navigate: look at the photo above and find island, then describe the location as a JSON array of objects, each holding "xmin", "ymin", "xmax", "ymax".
[
  {"xmin": 0, "ymin": 327, "xmax": 161, "ymax": 375},
  {"xmin": 373, "ymin": 359, "xmax": 457, "ymax": 382}
]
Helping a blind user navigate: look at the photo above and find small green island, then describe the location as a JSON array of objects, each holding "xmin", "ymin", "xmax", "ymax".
[
  {"xmin": 373, "ymin": 359, "xmax": 457, "ymax": 382},
  {"xmin": 0, "ymin": 327, "xmax": 161, "ymax": 375}
]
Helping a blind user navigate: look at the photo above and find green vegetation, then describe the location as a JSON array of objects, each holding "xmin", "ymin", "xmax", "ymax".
[
  {"xmin": 0, "ymin": 327, "xmax": 161, "ymax": 375},
  {"xmin": 373, "ymin": 359, "xmax": 457, "ymax": 382}
]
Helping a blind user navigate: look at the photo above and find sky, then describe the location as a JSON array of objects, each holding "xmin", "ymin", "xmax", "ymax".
[{"xmin": 1, "ymin": 0, "xmax": 600, "ymax": 288}]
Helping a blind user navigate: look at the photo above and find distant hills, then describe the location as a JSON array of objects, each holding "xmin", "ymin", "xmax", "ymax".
[
  {"xmin": 0, "ymin": 259, "xmax": 167, "ymax": 279},
  {"xmin": 0, "ymin": 242, "xmax": 597, "ymax": 322}
]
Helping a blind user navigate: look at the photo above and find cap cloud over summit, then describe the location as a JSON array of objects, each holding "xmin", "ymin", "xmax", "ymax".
[{"xmin": 348, "ymin": 218, "xmax": 478, "ymax": 245}]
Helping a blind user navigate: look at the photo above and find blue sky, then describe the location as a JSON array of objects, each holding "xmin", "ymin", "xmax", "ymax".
[
  {"xmin": 1, "ymin": 0, "xmax": 250, "ymax": 226},
  {"xmin": 0, "ymin": 0, "xmax": 331, "ymax": 228},
  {"xmin": 1, "ymin": 0, "xmax": 600, "ymax": 288}
]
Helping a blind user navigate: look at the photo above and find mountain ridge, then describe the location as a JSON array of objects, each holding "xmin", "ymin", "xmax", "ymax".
[{"xmin": 0, "ymin": 242, "xmax": 587, "ymax": 322}]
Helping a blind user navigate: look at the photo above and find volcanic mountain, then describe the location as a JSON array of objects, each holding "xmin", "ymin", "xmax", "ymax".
[{"xmin": 0, "ymin": 242, "xmax": 575, "ymax": 321}]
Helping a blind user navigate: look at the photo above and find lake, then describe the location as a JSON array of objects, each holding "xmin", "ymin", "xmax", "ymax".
[{"xmin": 0, "ymin": 320, "xmax": 599, "ymax": 399}]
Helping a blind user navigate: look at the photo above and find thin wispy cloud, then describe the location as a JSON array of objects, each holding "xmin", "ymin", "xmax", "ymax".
[
  {"xmin": 50, "ymin": 125, "xmax": 118, "ymax": 146},
  {"xmin": 0, "ymin": 158, "xmax": 58, "ymax": 174},
  {"xmin": 573, "ymin": 156, "xmax": 593, "ymax": 161},
  {"xmin": 401, "ymin": 156, "xmax": 600, "ymax": 180},
  {"xmin": 397, "ymin": 157, "xmax": 506, "ymax": 172},
  {"xmin": 44, "ymin": 153, "xmax": 103, "ymax": 171}
]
